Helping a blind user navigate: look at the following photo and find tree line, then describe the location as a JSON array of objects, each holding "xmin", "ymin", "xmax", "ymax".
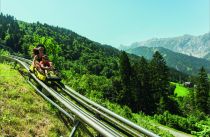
[
  {"xmin": 115, "ymin": 51, "xmax": 210, "ymax": 115},
  {"xmin": 108, "ymin": 51, "xmax": 177, "ymax": 115}
]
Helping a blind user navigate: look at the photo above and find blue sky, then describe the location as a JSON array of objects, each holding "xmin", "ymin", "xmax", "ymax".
[{"xmin": 1, "ymin": 0, "xmax": 209, "ymax": 47}]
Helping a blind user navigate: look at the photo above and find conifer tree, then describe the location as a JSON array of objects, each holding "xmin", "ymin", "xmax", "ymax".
[
  {"xmin": 196, "ymin": 67, "xmax": 209, "ymax": 113},
  {"xmin": 134, "ymin": 57, "xmax": 151, "ymax": 113},
  {"xmin": 119, "ymin": 51, "xmax": 133, "ymax": 107},
  {"xmin": 149, "ymin": 51, "xmax": 170, "ymax": 114}
]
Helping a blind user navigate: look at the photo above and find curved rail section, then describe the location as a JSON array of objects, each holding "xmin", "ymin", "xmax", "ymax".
[{"xmin": 0, "ymin": 55, "xmax": 160, "ymax": 137}]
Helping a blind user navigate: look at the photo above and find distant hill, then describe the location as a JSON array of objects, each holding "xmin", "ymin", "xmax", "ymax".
[
  {"xmin": 126, "ymin": 46, "xmax": 210, "ymax": 75},
  {"xmin": 0, "ymin": 13, "xmax": 189, "ymax": 83},
  {"xmin": 120, "ymin": 33, "xmax": 210, "ymax": 60},
  {"xmin": 0, "ymin": 14, "xmax": 122, "ymax": 78},
  {"xmin": 204, "ymin": 52, "xmax": 210, "ymax": 61}
]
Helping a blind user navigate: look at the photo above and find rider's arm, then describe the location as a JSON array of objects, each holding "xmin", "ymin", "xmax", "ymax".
[
  {"xmin": 40, "ymin": 62, "xmax": 51, "ymax": 70},
  {"xmin": 32, "ymin": 55, "xmax": 38, "ymax": 66}
]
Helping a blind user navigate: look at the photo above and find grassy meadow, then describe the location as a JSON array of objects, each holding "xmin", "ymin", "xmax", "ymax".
[
  {"xmin": 171, "ymin": 82, "xmax": 190, "ymax": 97},
  {"xmin": 0, "ymin": 63, "xmax": 71, "ymax": 136}
]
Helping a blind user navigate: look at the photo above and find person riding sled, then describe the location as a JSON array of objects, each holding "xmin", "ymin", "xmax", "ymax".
[
  {"xmin": 31, "ymin": 44, "xmax": 45, "ymax": 72},
  {"xmin": 39, "ymin": 55, "xmax": 53, "ymax": 76},
  {"xmin": 30, "ymin": 44, "xmax": 60, "ymax": 81}
]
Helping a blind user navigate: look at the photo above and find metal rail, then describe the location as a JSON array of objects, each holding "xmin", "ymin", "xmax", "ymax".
[
  {"xmin": 1, "ymin": 56, "xmax": 121, "ymax": 137},
  {"xmin": 64, "ymin": 86, "xmax": 159, "ymax": 137},
  {"xmin": 9, "ymin": 57, "xmax": 93, "ymax": 137},
  {"xmin": 1, "ymin": 55, "xmax": 160, "ymax": 137},
  {"xmin": 60, "ymin": 86, "xmax": 141, "ymax": 137}
]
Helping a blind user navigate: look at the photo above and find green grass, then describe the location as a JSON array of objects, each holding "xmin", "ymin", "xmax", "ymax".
[
  {"xmin": 208, "ymin": 74, "xmax": 210, "ymax": 80},
  {"xmin": 171, "ymin": 82, "xmax": 190, "ymax": 97},
  {"xmin": 0, "ymin": 63, "xmax": 70, "ymax": 136}
]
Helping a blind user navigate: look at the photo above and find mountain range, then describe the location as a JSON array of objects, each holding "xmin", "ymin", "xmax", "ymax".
[
  {"xmin": 120, "ymin": 33, "xmax": 210, "ymax": 60},
  {"xmin": 120, "ymin": 33, "xmax": 210, "ymax": 75}
]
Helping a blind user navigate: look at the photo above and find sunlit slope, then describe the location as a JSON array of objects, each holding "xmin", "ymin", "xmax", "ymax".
[
  {"xmin": 0, "ymin": 63, "xmax": 69, "ymax": 136},
  {"xmin": 171, "ymin": 82, "xmax": 190, "ymax": 97}
]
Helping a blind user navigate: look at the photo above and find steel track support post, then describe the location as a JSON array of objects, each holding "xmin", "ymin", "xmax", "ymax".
[
  {"xmin": 28, "ymin": 74, "xmax": 32, "ymax": 81},
  {"xmin": 69, "ymin": 120, "xmax": 80, "ymax": 137}
]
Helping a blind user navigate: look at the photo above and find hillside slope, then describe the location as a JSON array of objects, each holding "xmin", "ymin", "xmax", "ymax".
[
  {"xmin": 126, "ymin": 46, "xmax": 210, "ymax": 74},
  {"xmin": 0, "ymin": 14, "xmax": 187, "ymax": 81},
  {"xmin": 0, "ymin": 63, "xmax": 69, "ymax": 136}
]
